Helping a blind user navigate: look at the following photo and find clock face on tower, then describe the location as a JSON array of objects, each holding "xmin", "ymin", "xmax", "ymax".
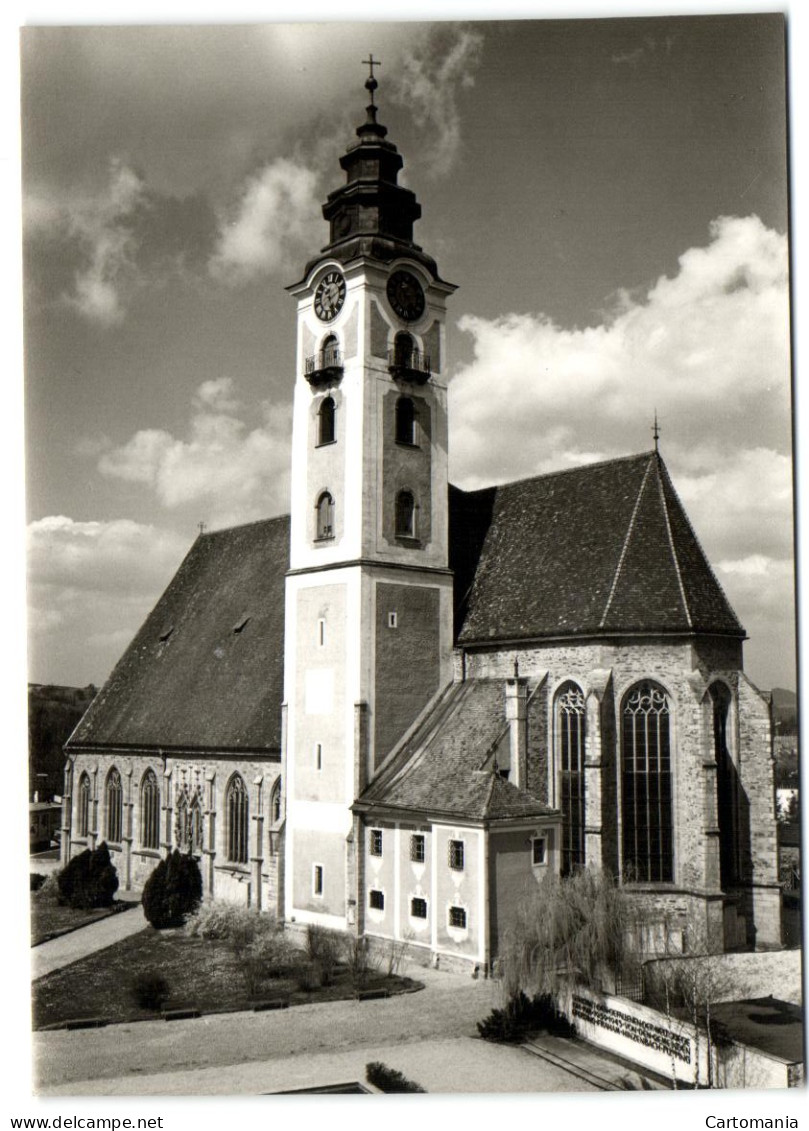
[
  {"xmin": 387, "ymin": 270, "xmax": 425, "ymax": 322},
  {"xmin": 314, "ymin": 271, "xmax": 347, "ymax": 322}
]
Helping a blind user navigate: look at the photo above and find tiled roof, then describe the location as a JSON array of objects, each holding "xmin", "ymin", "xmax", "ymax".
[
  {"xmin": 452, "ymin": 451, "xmax": 744, "ymax": 645},
  {"xmin": 68, "ymin": 516, "xmax": 289, "ymax": 754},
  {"xmin": 357, "ymin": 679, "xmax": 558, "ymax": 822}
]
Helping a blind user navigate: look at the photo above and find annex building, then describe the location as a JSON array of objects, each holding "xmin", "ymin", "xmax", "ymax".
[{"xmin": 61, "ymin": 71, "xmax": 780, "ymax": 969}]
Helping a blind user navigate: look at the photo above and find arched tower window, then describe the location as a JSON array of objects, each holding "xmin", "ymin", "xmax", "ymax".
[
  {"xmin": 395, "ymin": 396, "xmax": 416, "ymax": 445},
  {"xmin": 621, "ymin": 682, "xmax": 673, "ymax": 883},
  {"xmin": 226, "ymin": 774, "xmax": 249, "ymax": 864},
  {"xmin": 321, "ymin": 333, "xmax": 339, "ymax": 368},
  {"xmin": 316, "ymin": 491, "xmax": 335, "ymax": 540},
  {"xmin": 105, "ymin": 767, "xmax": 123, "ymax": 843},
  {"xmin": 711, "ymin": 682, "xmax": 738, "ymax": 888},
  {"xmin": 140, "ymin": 770, "xmax": 160, "ymax": 850},
  {"xmin": 393, "ymin": 331, "xmax": 414, "ymax": 368},
  {"xmin": 395, "ymin": 489, "xmax": 416, "ymax": 538},
  {"xmin": 77, "ymin": 772, "xmax": 91, "ymax": 838},
  {"xmin": 555, "ymin": 681, "xmax": 586, "ymax": 876},
  {"xmin": 318, "ymin": 396, "xmax": 336, "ymax": 445}
]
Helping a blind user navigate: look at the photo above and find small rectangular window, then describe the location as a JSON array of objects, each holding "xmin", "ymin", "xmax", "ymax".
[
  {"xmin": 369, "ymin": 889, "xmax": 385, "ymax": 911},
  {"xmin": 370, "ymin": 828, "xmax": 383, "ymax": 857},
  {"xmin": 448, "ymin": 839, "xmax": 465, "ymax": 871},
  {"xmin": 532, "ymin": 837, "xmax": 547, "ymax": 866},
  {"xmin": 448, "ymin": 906, "xmax": 467, "ymax": 929},
  {"xmin": 387, "ymin": 611, "xmax": 398, "ymax": 629},
  {"xmin": 313, "ymin": 864, "xmax": 324, "ymax": 896},
  {"xmin": 410, "ymin": 833, "xmax": 425, "ymax": 863},
  {"xmin": 317, "ymin": 618, "xmax": 326, "ymax": 647},
  {"xmin": 410, "ymin": 896, "xmax": 428, "ymax": 919},
  {"xmin": 315, "ymin": 743, "xmax": 322, "ymax": 771}
]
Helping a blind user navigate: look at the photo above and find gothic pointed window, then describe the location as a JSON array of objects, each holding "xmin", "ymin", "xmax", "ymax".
[
  {"xmin": 77, "ymin": 772, "xmax": 91, "ymax": 838},
  {"xmin": 711, "ymin": 682, "xmax": 738, "ymax": 889},
  {"xmin": 316, "ymin": 491, "xmax": 335, "ymax": 540},
  {"xmin": 226, "ymin": 774, "xmax": 249, "ymax": 865},
  {"xmin": 140, "ymin": 769, "xmax": 160, "ymax": 850},
  {"xmin": 105, "ymin": 767, "xmax": 123, "ymax": 843},
  {"xmin": 621, "ymin": 682, "xmax": 673, "ymax": 883},
  {"xmin": 270, "ymin": 777, "xmax": 282, "ymax": 825},
  {"xmin": 395, "ymin": 396, "xmax": 416, "ymax": 445},
  {"xmin": 190, "ymin": 795, "xmax": 203, "ymax": 855},
  {"xmin": 555, "ymin": 681, "xmax": 586, "ymax": 876},
  {"xmin": 395, "ymin": 489, "xmax": 416, "ymax": 538},
  {"xmin": 318, "ymin": 396, "xmax": 336, "ymax": 445}
]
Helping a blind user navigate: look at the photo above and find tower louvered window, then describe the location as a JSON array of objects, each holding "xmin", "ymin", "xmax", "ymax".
[
  {"xmin": 105, "ymin": 767, "xmax": 123, "ymax": 843},
  {"xmin": 395, "ymin": 396, "xmax": 416, "ymax": 445},
  {"xmin": 621, "ymin": 682, "xmax": 673, "ymax": 883},
  {"xmin": 140, "ymin": 770, "xmax": 160, "ymax": 850},
  {"xmin": 556, "ymin": 682, "xmax": 586, "ymax": 876},
  {"xmin": 226, "ymin": 775, "xmax": 249, "ymax": 864},
  {"xmin": 316, "ymin": 491, "xmax": 335, "ymax": 540},
  {"xmin": 77, "ymin": 772, "xmax": 91, "ymax": 838},
  {"xmin": 318, "ymin": 396, "xmax": 336, "ymax": 445},
  {"xmin": 395, "ymin": 489, "xmax": 416, "ymax": 537}
]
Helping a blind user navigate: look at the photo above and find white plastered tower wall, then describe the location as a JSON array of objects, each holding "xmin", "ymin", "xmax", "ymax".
[{"xmin": 284, "ymin": 252, "xmax": 455, "ymax": 930}]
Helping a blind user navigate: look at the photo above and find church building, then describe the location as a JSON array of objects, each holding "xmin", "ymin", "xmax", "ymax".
[{"xmin": 61, "ymin": 68, "xmax": 781, "ymax": 970}]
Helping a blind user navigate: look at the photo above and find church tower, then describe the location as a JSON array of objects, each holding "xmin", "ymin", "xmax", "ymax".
[{"xmin": 283, "ymin": 63, "xmax": 456, "ymax": 929}]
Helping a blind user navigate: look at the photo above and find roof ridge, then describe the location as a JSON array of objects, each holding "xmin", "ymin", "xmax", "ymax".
[
  {"xmin": 600, "ymin": 453, "xmax": 655, "ymax": 628},
  {"xmin": 450, "ymin": 449, "xmax": 657, "ymax": 498},
  {"xmin": 653, "ymin": 455, "xmax": 693, "ymax": 629},
  {"xmin": 200, "ymin": 512, "xmax": 291, "ymax": 539}
]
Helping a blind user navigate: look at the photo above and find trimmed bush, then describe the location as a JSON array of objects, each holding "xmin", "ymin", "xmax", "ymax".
[
  {"xmin": 142, "ymin": 850, "xmax": 202, "ymax": 928},
  {"xmin": 131, "ymin": 971, "xmax": 170, "ymax": 1012},
  {"xmin": 30, "ymin": 873, "xmax": 46, "ymax": 892},
  {"xmin": 56, "ymin": 843, "xmax": 119, "ymax": 909},
  {"xmin": 365, "ymin": 1062, "xmax": 426, "ymax": 1093},
  {"xmin": 477, "ymin": 991, "xmax": 575, "ymax": 1043}
]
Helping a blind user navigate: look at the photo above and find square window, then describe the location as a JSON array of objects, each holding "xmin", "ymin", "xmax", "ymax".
[
  {"xmin": 313, "ymin": 864, "xmax": 324, "ymax": 896},
  {"xmin": 448, "ymin": 906, "xmax": 467, "ymax": 930},
  {"xmin": 369, "ymin": 889, "xmax": 385, "ymax": 911},
  {"xmin": 370, "ymin": 828, "xmax": 383, "ymax": 857},
  {"xmin": 410, "ymin": 833, "xmax": 425, "ymax": 863},
  {"xmin": 532, "ymin": 837, "xmax": 547, "ymax": 866},
  {"xmin": 448, "ymin": 839, "xmax": 465, "ymax": 871},
  {"xmin": 410, "ymin": 896, "xmax": 428, "ymax": 919},
  {"xmin": 388, "ymin": 611, "xmax": 398, "ymax": 629}
]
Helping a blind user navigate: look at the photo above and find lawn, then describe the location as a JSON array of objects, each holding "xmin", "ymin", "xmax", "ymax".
[
  {"xmin": 30, "ymin": 894, "xmax": 134, "ymax": 947},
  {"xmin": 32, "ymin": 927, "xmax": 422, "ymax": 1029}
]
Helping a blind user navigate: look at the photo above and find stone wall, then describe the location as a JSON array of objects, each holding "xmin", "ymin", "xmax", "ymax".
[{"xmin": 643, "ymin": 947, "xmax": 803, "ymax": 1006}]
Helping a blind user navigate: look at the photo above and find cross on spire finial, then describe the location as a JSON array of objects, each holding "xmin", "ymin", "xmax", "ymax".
[
  {"xmin": 652, "ymin": 411, "xmax": 661, "ymax": 452},
  {"xmin": 362, "ymin": 53, "xmax": 381, "ymax": 106}
]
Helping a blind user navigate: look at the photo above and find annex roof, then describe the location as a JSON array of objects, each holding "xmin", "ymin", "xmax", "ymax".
[
  {"xmin": 356, "ymin": 679, "xmax": 558, "ymax": 823},
  {"xmin": 450, "ymin": 451, "xmax": 744, "ymax": 646},
  {"xmin": 67, "ymin": 516, "xmax": 289, "ymax": 755}
]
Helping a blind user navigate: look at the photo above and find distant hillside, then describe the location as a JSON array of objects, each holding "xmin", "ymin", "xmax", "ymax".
[
  {"xmin": 29, "ymin": 683, "xmax": 97, "ymax": 801},
  {"xmin": 771, "ymin": 687, "xmax": 798, "ymax": 736}
]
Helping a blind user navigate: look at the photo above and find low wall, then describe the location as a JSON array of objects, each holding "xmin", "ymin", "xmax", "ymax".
[
  {"xmin": 568, "ymin": 987, "xmax": 796, "ymax": 1090},
  {"xmin": 643, "ymin": 949, "xmax": 803, "ymax": 1006}
]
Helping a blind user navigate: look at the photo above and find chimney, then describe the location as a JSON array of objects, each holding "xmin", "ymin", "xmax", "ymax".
[{"xmin": 505, "ymin": 668, "xmax": 528, "ymax": 789}]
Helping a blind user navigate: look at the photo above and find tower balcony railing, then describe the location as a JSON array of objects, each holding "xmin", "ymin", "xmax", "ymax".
[
  {"xmin": 387, "ymin": 348, "xmax": 431, "ymax": 384},
  {"xmin": 305, "ymin": 346, "xmax": 344, "ymax": 386}
]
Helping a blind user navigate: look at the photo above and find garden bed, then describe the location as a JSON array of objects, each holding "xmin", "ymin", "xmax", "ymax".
[
  {"xmin": 30, "ymin": 894, "xmax": 134, "ymax": 947},
  {"xmin": 32, "ymin": 927, "xmax": 422, "ymax": 1030}
]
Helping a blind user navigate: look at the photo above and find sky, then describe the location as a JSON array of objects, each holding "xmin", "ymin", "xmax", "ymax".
[{"xmin": 20, "ymin": 11, "xmax": 795, "ymax": 692}]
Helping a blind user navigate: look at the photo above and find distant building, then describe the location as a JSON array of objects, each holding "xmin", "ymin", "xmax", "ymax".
[{"xmin": 61, "ymin": 70, "xmax": 780, "ymax": 967}]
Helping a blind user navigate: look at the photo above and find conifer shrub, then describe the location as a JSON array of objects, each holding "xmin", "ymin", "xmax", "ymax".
[
  {"xmin": 365, "ymin": 1062, "xmax": 426, "ymax": 1093},
  {"xmin": 56, "ymin": 843, "xmax": 119, "ymax": 909},
  {"xmin": 141, "ymin": 850, "xmax": 202, "ymax": 928},
  {"xmin": 477, "ymin": 991, "xmax": 575, "ymax": 1043},
  {"xmin": 131, "ymin": 971, "xmax": 170, "ymax": 1012}
]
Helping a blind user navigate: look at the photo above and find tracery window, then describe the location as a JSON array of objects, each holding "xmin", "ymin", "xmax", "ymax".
[
  {"xmin": 621, "ymin": 682, "xmax": 673, "ymax": 883},
  {"xmin": 395, "ymin": 489, "xmax": 416, "ymax": 538},
  {"xmin": 711, "ymin": 682, "xmax": 738, "ymax": 889},
  {"xmin": 140, "ymin": 769, "xmax": 160, "ymax": 850},
  {"xmin": 555, "ymin": 682, "xmax": 586, "ymax": 876},
  {"xmin": 316, "ymin": 491, "xmax": 335, "ymax": 540},
  {"xmin": 175, "ymin": 790, "xmax": 204, "ymax": 855},
  {"xmin": 77, "ymin": 772, "xmax": 91, "ymax": 838},
  {"xmin": 318, "ymin": 396, "xmax": 336, "ymax": 445},
  {"xmin": 226, "ymin": 774, "xmax": 249, "ymax": 865},
  {"xmin": 105, "ymin": 767, "xmax": 123, "ymax": 843},
  {"xmin": 395, "ymin": 396, "xmax": 416, "ymax": 445}
]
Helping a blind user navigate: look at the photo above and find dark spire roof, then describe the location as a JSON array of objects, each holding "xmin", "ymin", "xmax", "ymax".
[
  {"xmin": 296, "ymin": 66, "xmax": 442, "ymax": 282},
  {"xmin": 451, "ymin": 451, "xmax": 745, "ymax": 645}
]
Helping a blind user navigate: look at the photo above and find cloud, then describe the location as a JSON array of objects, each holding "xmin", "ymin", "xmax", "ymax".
[
  {"xmin": 97, "ymin": 378, "xmax": 292, "ymax": 527},
  {"xmin": 391, "ymin": 26, "xmax": 484, "ymax": 176},
  {"xmin": 209, "ymin": 158, "xmax": 321, "ymax": 283},
  {"xmin": 26, "ymin": 516, "xmax": 188, "ymax": 685}
]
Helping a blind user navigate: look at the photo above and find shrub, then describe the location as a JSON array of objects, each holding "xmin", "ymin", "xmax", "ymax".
[
  {"xmin": 344, "ymin": 934, "xmax": 379, "ymax": 989},
  {"xmin": 131, "ymin": 971, "xmax": 170, "ymax": 1012},
  {"xmin": 365, "ymin": 1062, "xmax": 425, "ymax": 1093},
  {"xmin": 56, "ymin": 843, "xmax": 119, "ymax": 909},
  {"xmin": 305, "ymin": 925, "xmax": 343, "ymax": 986},
  {"xmin": 294, "ymin": 958, "xmax": 323, "ymax": 992},
  {"xmin": 37, "ymin": 871, "xmax": 61, "ymax": 902},
  {"xmin": 185, "ymin": 900, "xmax": 276, "ymax": 946},
  {"xmin": 477, "ymin": 991, "xmax": 575, "ymax": 1043},
  {"xmin": 30, "ymin": 873, "xmax": 46, "ymax": 892},
  {"xmin": 142, "ymin": 850, "xmax": 202, "ymax": 928}
]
